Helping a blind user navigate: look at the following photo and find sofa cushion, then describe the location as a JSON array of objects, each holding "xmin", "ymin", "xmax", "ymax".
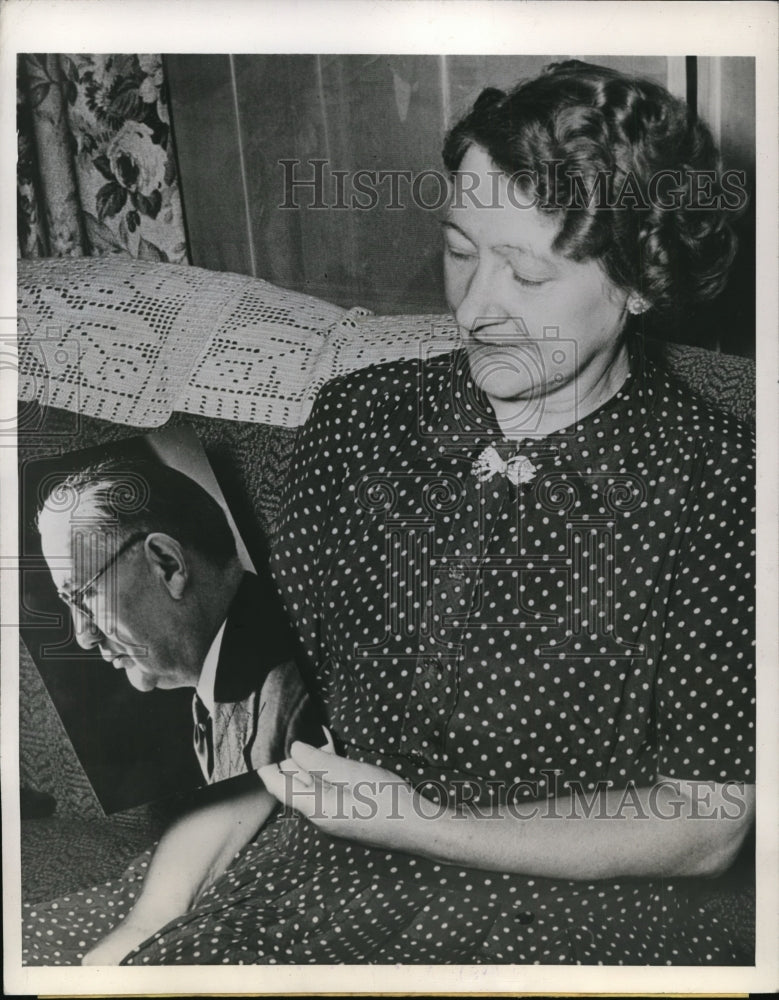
[{"xmin": 644, "ymin": 338, "xmax": 755, "ymax": 425}]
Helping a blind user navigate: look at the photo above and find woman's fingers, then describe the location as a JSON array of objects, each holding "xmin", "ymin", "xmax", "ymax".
[
  {"xmin": 289, "ymin": 739, "xmax": 341, "ymax": 773},
  {"xmin": 257, "ymin": 762, "xmax": 283, "ymax": 800},
  {"xmin": 321, "ymin": 725, "xmax": 336, "ymax": 753},
  {"xmin": 260, "ymin": 758, "xmax": 350, "ymax": 822},
  {"xmin": 257, "ymin": 762, "xmax": 315, "ymax": 814},
  {"xmin": 278, "ymin": 756, "xmax": 314, "ymax": 787},
  {"xmin": 259, "ymin": 736, "xmax": 340, "ymax": 815}
]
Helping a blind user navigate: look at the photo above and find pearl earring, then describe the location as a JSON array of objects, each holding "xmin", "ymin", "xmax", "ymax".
[{"xmin": 627, "ymin": 294, "xmax": 649, "ymax": 315}]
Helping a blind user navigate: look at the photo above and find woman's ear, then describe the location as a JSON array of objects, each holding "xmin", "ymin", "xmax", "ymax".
[{"xmin": 143, "ymin": 532, "xmax": 188, "ymax": 599}]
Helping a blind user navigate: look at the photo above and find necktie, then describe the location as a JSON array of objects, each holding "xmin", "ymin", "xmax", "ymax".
[{"xmin": 193, "ymin": 694, "xmax": 214, "ymax": 780}]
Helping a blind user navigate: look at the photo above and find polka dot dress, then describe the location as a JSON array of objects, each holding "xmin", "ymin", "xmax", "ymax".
[{"xmin": 23, "ymin": 342, "xmax": 755, "ymax": 966}]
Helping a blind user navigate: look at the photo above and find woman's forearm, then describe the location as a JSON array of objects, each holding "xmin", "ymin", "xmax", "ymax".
[
  {"xmin": 131, "ymin": 778, "xmax": 277, "ymax": 920},
  {"xmin": 415, "ymin": 778, "xmax": 755, "ymax": 880},
  {"xmin": 262, "ymin": 745, "xmax": 755, "ymax": 883},
  {"xmin": 83, "ymin": 776, "xmax": 276, "ymax": 964}
]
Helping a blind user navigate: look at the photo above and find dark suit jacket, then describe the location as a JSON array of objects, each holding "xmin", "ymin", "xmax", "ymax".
[{"xmin": 193, "ymin": 572, "xmax": 321, "ymax": 785}]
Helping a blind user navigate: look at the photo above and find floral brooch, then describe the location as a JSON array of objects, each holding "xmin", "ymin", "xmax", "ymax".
[{"xmin": 472, "ymin": 445, "xmax": 538, "ymax": 487}]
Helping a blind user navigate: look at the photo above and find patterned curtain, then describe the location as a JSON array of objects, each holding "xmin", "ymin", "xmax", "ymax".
[{"xmin": 17, "ymin": 54, "xmax": 189, "ymax": 264}]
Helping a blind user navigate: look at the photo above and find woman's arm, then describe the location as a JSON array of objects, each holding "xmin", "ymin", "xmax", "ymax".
[
  {"xmin": 260, "ymin": 744, "xmax": 754, "ymax": 881},
  {"xmin": 82, "ymin": 775, "xmax": 277, "ymax": 965},
  {"xmin": 427, "ymin": 773, "xmax": 754, "ymax": 879}
]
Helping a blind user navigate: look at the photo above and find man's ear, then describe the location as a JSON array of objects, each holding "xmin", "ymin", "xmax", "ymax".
[{"xmin": 143, "ymin": 533, "xmax": 188, "ymax": 599}]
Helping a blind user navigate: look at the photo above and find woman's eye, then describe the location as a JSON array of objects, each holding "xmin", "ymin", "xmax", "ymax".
[
  {"xmin": 445, "ymin": 245, "xmax": 476, "ymax": 262},
  {"xmin": 512, "ymin": 272, "xmax": 548, "ymax": 288}
]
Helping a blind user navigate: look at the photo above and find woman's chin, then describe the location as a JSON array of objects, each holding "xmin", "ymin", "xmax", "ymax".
[
  {"xmin": 466, "ymin": 359, "xmax": 566, "ymax": 437},
  {"xmin": 466, "ymin": 345, "xmax": 546, "ymax": 398},
  {"xmin": 468, "ymin": 362, "xmax": 543, "ymax": 404}
]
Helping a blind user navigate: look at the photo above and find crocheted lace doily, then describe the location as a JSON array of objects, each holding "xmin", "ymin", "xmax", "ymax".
[
  {"xmin": 17, "ymin": 258, "xmax": 347, "ymax": 427},
  {"xmin": 17, "ymin": 258, "xmax": 459, "ymax": 428},
  {"xmin": 176, "ymin": 307, "xmax": 458, "ymax": 424}
]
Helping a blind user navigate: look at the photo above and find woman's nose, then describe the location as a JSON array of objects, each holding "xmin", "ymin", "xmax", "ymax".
[{"xmin": 453, "ymin": 258, "xmax": 509, "ymax": 336}]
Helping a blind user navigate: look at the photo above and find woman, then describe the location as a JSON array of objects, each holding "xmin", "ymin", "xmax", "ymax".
[{"xmin": 24, "ymin": 60, "xmax": 755, "ymax": 966}]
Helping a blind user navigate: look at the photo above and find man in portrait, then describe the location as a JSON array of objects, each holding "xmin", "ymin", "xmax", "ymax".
[{"xmin": 36, "ymin": 457, "xmax": 319, "ymax": 786}]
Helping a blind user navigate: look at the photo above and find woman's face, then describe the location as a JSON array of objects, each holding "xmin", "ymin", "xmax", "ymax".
[{"xmin": 443, "ymin": 145, "xmax": 630, "ymax": 427}]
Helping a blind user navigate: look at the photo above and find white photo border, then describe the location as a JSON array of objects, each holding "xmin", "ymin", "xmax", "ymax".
[{"xmin": 2, "ymin": 1, "xmax": 777, "ymax": 995}]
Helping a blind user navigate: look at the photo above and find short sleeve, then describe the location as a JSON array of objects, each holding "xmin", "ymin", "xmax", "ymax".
[
  {"xmin": 271, "ymin": 378, "xmax": 353, "ymax": 678},
  {"xmin": 655, "ymin": 440, "xmax": 755, "ymax": 782}
]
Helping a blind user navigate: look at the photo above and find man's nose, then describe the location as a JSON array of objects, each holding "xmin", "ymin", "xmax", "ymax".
[
  {"xmin": 454, "ymin": 258, "xmax": 510, "ymax": 337},
  {"xmin": 70, "ymin": 606, "xmax": 103, "ymax": 649}
]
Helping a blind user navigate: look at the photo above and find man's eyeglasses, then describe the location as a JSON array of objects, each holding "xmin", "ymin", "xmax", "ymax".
[{"xmin": 56, "ymin": 533, "xmax": 147, "ymax": 623}]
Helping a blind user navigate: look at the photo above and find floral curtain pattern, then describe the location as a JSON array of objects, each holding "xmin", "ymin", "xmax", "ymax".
[{"xmin": 17, "ymin": 54, "xmax": 189, "ymax": 263}]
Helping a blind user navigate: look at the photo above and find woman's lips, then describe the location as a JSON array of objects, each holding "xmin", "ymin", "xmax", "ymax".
[{"xmin": 466, "ymin": 336, "xmax": 533, "ymax": 350}]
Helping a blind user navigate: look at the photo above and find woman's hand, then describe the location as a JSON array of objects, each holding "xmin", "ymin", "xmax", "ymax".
[
  {"xmin": 81, "ymin": 916, "xmax": 160, "ymax": 966},
  {"xmin": 259, "ymin": 741, "xmax": 433, "ymax": 856}
]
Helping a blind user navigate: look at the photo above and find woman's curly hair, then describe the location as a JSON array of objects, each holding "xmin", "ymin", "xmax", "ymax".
[{"xmin": 442, "ymin": 60, "xmax": 741, "ymax": 315}]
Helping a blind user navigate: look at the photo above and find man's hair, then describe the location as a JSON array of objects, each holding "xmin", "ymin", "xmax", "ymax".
[
  {"xmin": 37, "ymin": 458, "xmax": 238, "ymax": 568},
  {"xmin": 443, "ymin": 59, "xmax": 738, "ymax": 316}
]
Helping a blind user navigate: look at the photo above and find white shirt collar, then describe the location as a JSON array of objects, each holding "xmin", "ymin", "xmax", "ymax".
[{"xmin": 195, "ymin": 619, "xmax": 227, "ymax": 716}]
